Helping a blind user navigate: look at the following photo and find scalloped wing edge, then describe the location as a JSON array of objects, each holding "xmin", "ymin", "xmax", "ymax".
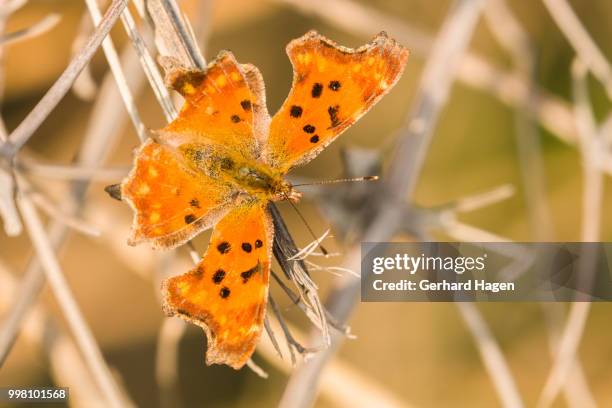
[{"xmin": 160, "ymin": 204, "xmax": 274, "ymax": 369}]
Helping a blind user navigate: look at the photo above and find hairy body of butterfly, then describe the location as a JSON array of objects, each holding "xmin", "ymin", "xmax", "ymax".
[
  {"xmin": 177, "ymin": 141, "xmax": 298, "ymax": 202},
  {"xmin": 119, "ymin": 30, "xmax": 408, "ymax": 369}
]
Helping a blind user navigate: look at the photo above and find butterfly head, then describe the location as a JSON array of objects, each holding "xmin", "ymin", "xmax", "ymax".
[{"xmin": 278, "ymin": 182, "xmax": 302, "ymax": 203}]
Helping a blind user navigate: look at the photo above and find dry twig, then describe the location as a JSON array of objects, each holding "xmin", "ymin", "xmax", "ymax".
[
  {"xmin": 1, "ymin": 0, "xmax": 129, "ymax": 157},
  {"xmin": 17, "ymin": 194, "xmax": 129, "ymax": 408}
]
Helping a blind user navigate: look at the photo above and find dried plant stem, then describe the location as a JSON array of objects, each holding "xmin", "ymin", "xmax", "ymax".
[
  {"xmin": 264, "ymin": 314, "xmax": 283, "ymax": 360},
  {"xmin": 27, "ymin": 191, "xmax": 101, "ymax": 237},
  {"xmin": 537, "ymin": 58, "xmax": 602, "ymax": 408},
  {"xmin": 537, "ymin": 303, "xmax": 591, "ymax": 408},
  {"xmin": 0, "ymin": 1, "xmax": 27, "ymax": 16},
  {"xmin": 71, "ymin": 11, "xmax": 98, "ymax": 101},
  {"xmin": 0, "ymin": 43, "xmax": 145, "ymax": 396},
  {"xmin": 484, "ymin": 0, "xmax": 554, "ymax": 241},
  {"xmin": 0, "ymin": 263, "xmax": 107, "ymax": 406},
  {"xmin": 1, "ymin": 0, "xmax": 128, "ymax": 156},
  {"xmin": 0, "ymin": 251, "xmax": 47, "ymax": 365},
  {"xmin": 146, "ymin": 0, "xmax": 206, "ymax": 69},
  {"xmin": 156, "ymin": 318, "xmax": 186, "ymax": 408},
  {"xmin": 19, "ymin": 160, "xmax": 129, "ymax": 181},
  {"xmin": 486, "ymin": 5, "xmax": 597, "ymax": 406},
  {"xmin": 0, "ymin": 168, "xmax": 21, "ymax": 236},
  {"xmin": 542, "ymin": 0, "xmax": 612, "ymax": 98},
  {"xmin": 457, "ymin": 303, "xmax": 524, "ymax": 408},
  {"xmin": 258, "ymin": 314, "xmax": 411, "ymax": 408},
  {"xmin": 0, "ymin": 13, "xmax": 61, "ymax": 45},
  {"xmin": 17, "ymin": 194, "xmax": 127, "ymax": 408},
  {"xmin": 387, "ymin": 0, "xmax": 486, "ymax": 197},
  {"xmin": 118, "ymin": 8, "xmax": 177, "ymax": 120},
  {"xmin": 83, "ymin": 0, "xmax": 147, "ymax": 141},
  {"xmin": 540, "ymin": 304, "xmax": 597, "ymax": 408},
  {"xmin": 0, "ymin": 3, "xmax": 19, "ymax": 234}
]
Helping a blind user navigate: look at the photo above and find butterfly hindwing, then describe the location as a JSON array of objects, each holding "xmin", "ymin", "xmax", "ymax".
[
  {"xmin": 121, "ymin": 140, "xmax": 237, "ymax": 249},
  {"xmin": 265, "ymin": 31, "xmax": 409, "ymax": 172},
  {"xmin": 162, "ymin": 202, "xmax": 273, "ymax": 369}
]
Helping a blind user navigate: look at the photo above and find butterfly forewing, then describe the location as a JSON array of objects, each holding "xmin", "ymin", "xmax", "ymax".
[
  {"xmin": 161, "ymin": 51, "xmax": 269, "ymax": 159},
  {"xmin": 266, "ymin": 31, "xmax": 409, "ymax": 172}
]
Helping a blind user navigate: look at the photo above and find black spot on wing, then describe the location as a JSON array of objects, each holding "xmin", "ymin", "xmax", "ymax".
[
  {"xmin": 255, "ymin": 239, "xmax": 263, "ymax": 248},
  {"xmin": 190, "ymin": 198, "xmax": 200, "ymax": 208},
  {"xmin": 290, "ymin": 105, "xmax": 303, "ymax": 118},
  {"xmin": 310, "ymin": 135, "xmax": 320, "ymax": 143},
  {"xmin": 230, "ymin": 114, "xmax": 241, "ymax": 123},
  {"xmin": 329, "ymin": 80, "xmax": 341, "ymax": 91},
  {"xmin": 217, "ymin": 242, "xmax": 231, "ymax": 254},
  {"xmin": 213, "ymin": 269, "xmax": 226, "ymax": 284},
  {"xmin": 328, "ymin": 105, "xmax": 340, "ymax": 128},
  {"xmin": 220, "ymin": 287, "xmax": 231, "ymax": 298},
  {"xmin": 311, "ymin": 83, "xmax": 323, "ymax": 98},
  {"xmin": 303, "ymin": 124, "xmax": 316, "ymax": 134},
  {"xmin": 241, "ymin": 242, "xmax": 252, "ymax": 253},
  {"xmin": 184, "ymin": 214, "xmax": 196, "ymax": 224},
  {"xmin": 240, "ymin": 100, "xmax": 251, "ymax": 110},
  {"xmin": 240, "ymin": 262, "xmax": 261, "ymax": 283}
]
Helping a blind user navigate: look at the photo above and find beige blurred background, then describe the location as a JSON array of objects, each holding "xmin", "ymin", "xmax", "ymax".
[{"xmin": 1, "ymin": 0, "xmax": 612, "ymax": 407}]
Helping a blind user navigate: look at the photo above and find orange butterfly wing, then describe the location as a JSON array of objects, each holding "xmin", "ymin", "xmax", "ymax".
[
  {"xmin": 121, "ymin": 140, "xmax": 237, "ymax": 249},
  {"xmin": 121, "ymin": 51, "xmax": 271, "ymax": 249},
  {"xmin": 265, "ymin": 31, "xmax": 409, "ymax": 172},
  {"xmin": 162, "ymin": 202, "xmax": 273, "ymax": 369},
  {"xmin": 159, "ymin": 51, "xmax": 269, "ymax": 159}
]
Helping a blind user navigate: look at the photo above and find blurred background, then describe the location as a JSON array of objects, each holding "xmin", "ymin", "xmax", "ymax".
[{"xmin": 0, "ymin": 0, "xmax": 611, "ymax": 407}]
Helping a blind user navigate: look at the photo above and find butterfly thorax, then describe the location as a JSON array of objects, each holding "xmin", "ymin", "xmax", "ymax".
[{"xmin": 180, "ymin": 142, "xmax": 298, "ymax": 202}]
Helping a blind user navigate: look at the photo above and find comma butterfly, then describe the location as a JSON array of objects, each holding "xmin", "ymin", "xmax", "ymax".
[{"xmin": 119, "ymin": 31, "xmax": 408, "ymax": 369}]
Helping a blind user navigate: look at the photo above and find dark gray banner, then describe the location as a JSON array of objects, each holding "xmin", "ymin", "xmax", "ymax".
[{"xmin": 361, "ymin": 242, "xmax": 612, "ymax": 301}]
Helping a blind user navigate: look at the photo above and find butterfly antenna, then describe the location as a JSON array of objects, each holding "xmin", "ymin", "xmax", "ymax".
[
  {"xmin": 282, "ymin": 192, "xmax": 329, "ymax": 256},
  {"xmin": 292, "ymin": 175, "xmax": 379, "ymax": 187}
]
